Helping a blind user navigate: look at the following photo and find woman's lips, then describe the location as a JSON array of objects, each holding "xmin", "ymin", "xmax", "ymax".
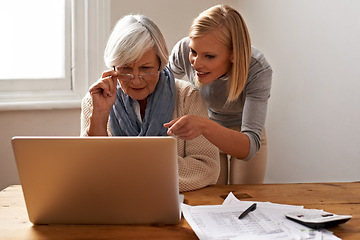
[
  {"xmin": 130, "ymin": 87, "xmax": 146, "ymax": 93},
  {"xmin": 131, "ymin": 86, "xmax": 145, "ymax": 90},
  {"xmin": 196, "ymin": 71, "xmax": 210, "ymax": 78}
]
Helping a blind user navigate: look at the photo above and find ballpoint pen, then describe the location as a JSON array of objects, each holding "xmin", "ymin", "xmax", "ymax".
[{"xmin": 238, "ymin": 203, "xmax": 257, "ymax": 219}]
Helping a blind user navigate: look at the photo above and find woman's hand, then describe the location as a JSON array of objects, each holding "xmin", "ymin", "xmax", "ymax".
[
  {"xmin": 164, "ymin": 115, "xmax": 206, "ymax": 140},
  {"xmin": 89, "ymin": 69, "xmax": 118, "ymax": 114},
  {"xmin": 86, "ymin": 69, "xmax": 118, "ymax": 136},
  {"xmin": 165, "ymin": 115, "xmax": 250, "ymax": 159}
]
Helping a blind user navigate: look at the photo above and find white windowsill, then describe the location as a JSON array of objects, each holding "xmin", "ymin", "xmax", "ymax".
[
  {"xmin": 0, "ymin": 91, "xmax": 84, "ymax": 111},
  {"xmin": 0, "ymin": 99, "xmax": 81, "ymax": 111}
]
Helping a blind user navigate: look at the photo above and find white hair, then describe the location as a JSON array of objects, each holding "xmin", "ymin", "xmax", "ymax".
[{"xmin": 104, "ymin": 15, "xmax": 168, "ymax": 70}]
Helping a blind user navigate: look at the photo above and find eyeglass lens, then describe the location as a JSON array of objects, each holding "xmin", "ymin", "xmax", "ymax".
[{"xmin": 119, "ymin": 73, "xmax": 159, "ymax": 82}]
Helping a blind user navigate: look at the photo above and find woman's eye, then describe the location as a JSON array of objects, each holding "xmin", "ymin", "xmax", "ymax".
[
  {"xmin": 190, "ymin": 49, "xmax": 197, "ymax": 56},
  {"xmin": 119, "ymin": 67, "xmax": 132, "ymax": 72},
  {"xmin": 205, "ymin": 54, "xmax": 215, "ymax": 59},
  {"xmin": 141, "ymin": 66, "xmax": 154, "ymax": 72}
]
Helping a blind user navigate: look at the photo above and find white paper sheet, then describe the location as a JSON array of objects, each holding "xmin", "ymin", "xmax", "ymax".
[{"xmin": 181, "ymin": 192, "xmax": 342, "ymax": 240}]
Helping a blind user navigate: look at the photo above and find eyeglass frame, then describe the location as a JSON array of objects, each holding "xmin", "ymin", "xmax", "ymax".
[{"xmin": 112, "ymin": 66, "xmax": 160, "ymax": 82}]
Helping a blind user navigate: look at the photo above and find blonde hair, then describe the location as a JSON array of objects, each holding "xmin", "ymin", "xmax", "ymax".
[
  {"xmin": 104, "ymin": 15, "xmax": 168, "ymax": 70},
  {"xmin": 190, "ymin": 5, "xmax": 251, "ymax": 103}
]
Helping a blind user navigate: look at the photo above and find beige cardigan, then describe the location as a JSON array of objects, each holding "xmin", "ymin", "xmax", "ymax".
[{"xmin": 80, "ymin": 79, "xmax": 220, "ymax": 192}]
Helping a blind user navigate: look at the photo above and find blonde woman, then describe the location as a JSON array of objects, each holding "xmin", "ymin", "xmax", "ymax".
[
  {"xmin": 166, "ymin": 5, "xmax": 272, "ymax": 184},
  {"xmin": 81, "ymin": 14, "xmax": 220, "ymax": 192}
]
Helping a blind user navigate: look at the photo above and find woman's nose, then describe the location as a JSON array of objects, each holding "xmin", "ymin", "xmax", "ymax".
[
  {"xmin": 131, "ymin": 70, "xmax": 143, "ymax": 84},
  {"xmin": 191, "ymin": 56, "xmax": 201, "ymax": 69},
  {"xmin": 131, "ymin": 75, "xmax": 143, "ymax": 84}
]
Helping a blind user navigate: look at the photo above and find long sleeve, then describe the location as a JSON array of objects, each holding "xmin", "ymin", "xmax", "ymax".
[
  {"xmin": 173, "ymin": 80, "xmax": 220, "ymax": 192},
  {"xmin": 80, "ymin": 93, "xmax": 112, "ymax": 137},
  {"xmin": 241, "ymin": 48, "xmax": 272, "ymax": 160}
]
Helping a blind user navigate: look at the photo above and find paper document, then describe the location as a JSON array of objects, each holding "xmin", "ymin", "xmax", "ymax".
[{"xmin": 181, "ymin": 192, "xmax": 341, "ymax": 240}]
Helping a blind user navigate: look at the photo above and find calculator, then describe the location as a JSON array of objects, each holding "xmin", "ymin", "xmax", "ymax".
[{"xmin": 285, "ymin": 209, "xmax": 352, "ymax": 229}]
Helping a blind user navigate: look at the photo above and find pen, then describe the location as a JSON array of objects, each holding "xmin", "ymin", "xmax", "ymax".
[{"xmin": 238, "ymin": 203, "xmax": 257, "ymax": 219}]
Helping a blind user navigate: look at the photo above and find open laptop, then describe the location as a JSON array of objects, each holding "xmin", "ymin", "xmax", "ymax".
[{"xmin": 11, "ymin": 136, "xmax": 180, "ymax": 225}]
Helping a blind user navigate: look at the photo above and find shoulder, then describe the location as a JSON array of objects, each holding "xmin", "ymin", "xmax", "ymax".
[
  {"xmin": 171, "ymin": 37, "xmax": 191, "ymax": 58},
  {"xmin": 175, "ymin": 78, "xmax": 199, "ymax": 97},
  {"xmin": 250, "ymin": 46, "xmax": 272, "ymax": 74},
  {"xmin": 174, "ymin": 37, "xmax": 190, "ymax": 51},
  {"xmin": 247, "ymin": 46, "xmax": 273, "ymax": 85},
  {"xmin": 174, "ymin": 79, "xmax": 207, "ymax": 117},
  {"xmin": 245, "ymin": 47, "xmax": 272, "ymax": 96}
]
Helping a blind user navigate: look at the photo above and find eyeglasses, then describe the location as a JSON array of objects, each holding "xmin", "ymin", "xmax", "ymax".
[
  {"xmin": 118, "ymin": 72, "xmax": 159, "ymax": 82},
  {"xmin": 113, "ymin": 66, "xmax": 159, "ymax": 82}
]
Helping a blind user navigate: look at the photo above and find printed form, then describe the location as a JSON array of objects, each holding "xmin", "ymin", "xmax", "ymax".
[{"xmin": 181, "ymin": 192, "xmax": 341, "ymax": 240}]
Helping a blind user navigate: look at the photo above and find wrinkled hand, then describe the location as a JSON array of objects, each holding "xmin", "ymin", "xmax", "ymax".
[
  {"xmin": 164, "ymin": 115, "xmax": 205, "ymax": 140},
  {"xmin": 89, "ymin": 69, "xmax": 118, "ymax": 113}
]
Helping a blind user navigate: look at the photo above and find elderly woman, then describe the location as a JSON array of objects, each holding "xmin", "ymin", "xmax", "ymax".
[{"xmin": 80, "ymin": 14, "xmax": 219, "ymax": 192}]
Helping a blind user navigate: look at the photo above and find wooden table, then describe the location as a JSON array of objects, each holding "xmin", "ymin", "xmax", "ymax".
[{"xmin": 1, "ymin": 182, "xmax": 359, "ymax": 239}]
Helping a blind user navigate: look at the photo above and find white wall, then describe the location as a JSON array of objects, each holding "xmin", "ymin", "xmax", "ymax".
[
  {"xmin": 1, "ymin": 0, "xmax": 359, "ymax": 190},
  {"xmin": 0, "ymin": 109, "xmax": 80, "ymax": 190},
  {"xmin": 235, "ymin": 0, "xmax": 360, "ymax": 182}
]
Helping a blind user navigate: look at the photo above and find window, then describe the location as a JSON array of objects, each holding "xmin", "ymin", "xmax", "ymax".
[{"xmin": 0, "ymin": 0, "xmax": 110, "ymax": 110}]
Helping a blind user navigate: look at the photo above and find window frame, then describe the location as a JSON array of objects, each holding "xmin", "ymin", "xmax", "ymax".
[
  {"xmin": 0, "ymin": 0, "xmax": 72, "ymax": 93},
  {"xmin": 0, "ymin": 0, "xmax": 111, "ymax": 111}
]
